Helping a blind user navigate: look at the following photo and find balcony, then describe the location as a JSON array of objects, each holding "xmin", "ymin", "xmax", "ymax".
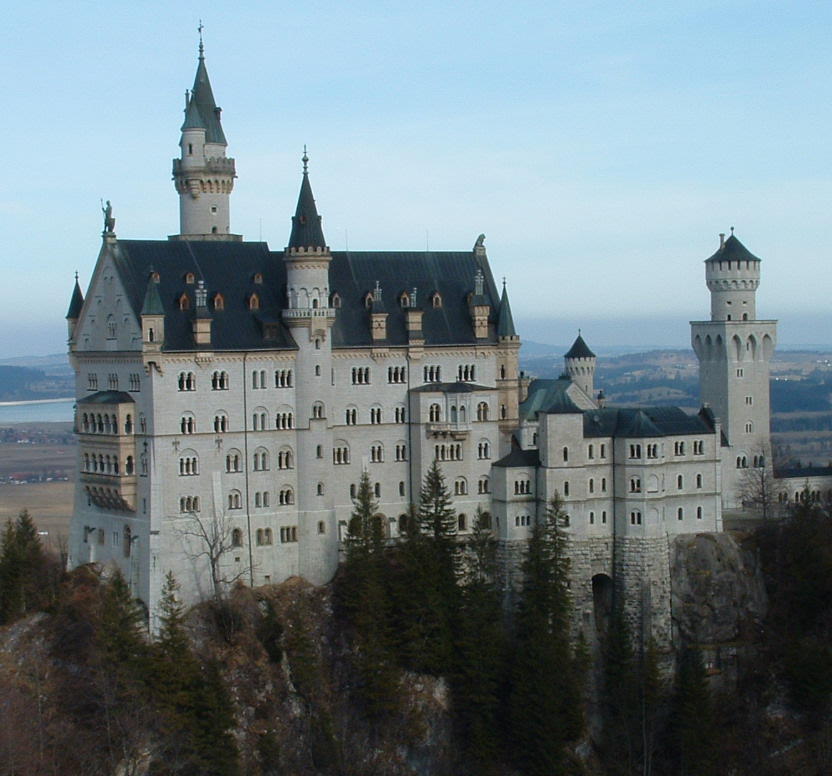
[{"xmin": 426, "ymin": 421, "xmax": 471, "ymax": 439}]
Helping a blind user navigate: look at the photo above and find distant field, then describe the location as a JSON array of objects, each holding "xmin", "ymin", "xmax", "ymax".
[
  {"xmin": 0, "ymin": 442, "xmax": 75, "ymax": 479},
  {"xmin": 0, "ymin": 482, "xmax": 73, "ymax": 549}
]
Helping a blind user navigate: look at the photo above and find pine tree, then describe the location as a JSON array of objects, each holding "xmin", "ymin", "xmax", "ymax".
[
  {"xmin": 669, "ymin": 647, "xmax": 717, "ymax": 776},
  {"xmin": 508, "ymin": 496, "xmax": 583, "ymax": 775},
  {"xmin": 0, "ymin": 510, "xmax": 48, "ymax": 623},
  {"xmin": 151, "ymin": 572, "xmax": 240, "ymax": 775},
  {"xmin": 452, "ymin": 507, "xmax": 506, "ymax": 769},
  {"xmin": 339, "ymin": 471, "xmax": 400, "ymax": 717},
  {"xmin": 390, "ymin": 461, "xmax": 460, "ymax": 675}
]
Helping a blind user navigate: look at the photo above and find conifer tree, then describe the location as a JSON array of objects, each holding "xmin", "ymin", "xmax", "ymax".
[
  {"xmin": 150, "ymin": 571, "xmax": 240, "ymax": 775},
  {"xmin": 391, "ymin": 461, "xmax": 459, "ymax": 674},
  {"xmin": 340, "ymin": 471, "xmax": 399, "ymax": 717},
  {"xmin": 0, "ymin": 510, "xmax": 48, "ymax": 623},
  {"xmin": 508, "ymin": 496, "xmax": 583, "ymax": 775},
  {"xmin": 452, "ymin": 507, "xmax": 506, "ymax": 769},
  {"xmin": 669, "ymin": 647, "xmax": 717, "ymax": 776}
]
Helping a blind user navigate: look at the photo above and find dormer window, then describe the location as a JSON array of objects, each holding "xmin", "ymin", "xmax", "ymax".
[
  {"xmin": 364, "ymin": 292, "xmax": 374, "ymax": 309},
  {"xmin": 253, "ymin": 273, "xmax": 263, "ymax": 285},
  {"xmin": 150, "ymin": 271, "xmax": 160, "ymax": 283},
  {"xmin": 178, "ymin": 293, "xmax": 190, "ymax": 311},
  {"xmin": 213, "ymin": 293, "xmax": 225, "ymax": 311},
  {"xmin": 431, "ymin": 291, "xmax": 442, "ymax": 308},
  {"xmin": 399, "ymin": 292, "xmax": 410, "ymax": 308},
  {"xmin": 184, "ymin": 272, "xmax": 195, "ymax": 284},
  {"xmin": 248, "ymin": 293, "xmax": 260, "ymax": 311},
  {"xmin": 331, "ymin": 292, "xmax": 341, "ymax": 308}
]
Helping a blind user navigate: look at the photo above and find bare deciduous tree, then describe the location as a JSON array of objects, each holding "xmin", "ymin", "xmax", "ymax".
[
  {"xmin": 737, "ymin": 442, "xmax": 785, "ymax": 520},
  {"xmin": 178, "ymin": 507, "xmax": 250, "ymax": 602}
]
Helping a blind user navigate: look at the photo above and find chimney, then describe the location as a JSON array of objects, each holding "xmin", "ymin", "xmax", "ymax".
[{"xmin": 719, "ymin": 233, "xmax": 725, "ymax": 248}]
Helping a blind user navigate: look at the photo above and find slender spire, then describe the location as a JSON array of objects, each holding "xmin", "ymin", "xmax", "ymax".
[
  {"xmin": 66, "ymin": 273, "xmax": 84, "ymax": 320},
  {"xmin": 288, "ymin": 150, "xmax": 326, "ymax": 250},
  {"xmin": 183, "ymin": 29, "xmax": 226, "ymax": 144},
  {"xmin": 497, "ymin": 281, "xmax": 517, "ymax": 338}
]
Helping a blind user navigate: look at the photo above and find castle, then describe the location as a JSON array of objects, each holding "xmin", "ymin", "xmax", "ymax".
[{"xmin": 65, "ymin": 43, "xmax": 821, "ymax": 641}]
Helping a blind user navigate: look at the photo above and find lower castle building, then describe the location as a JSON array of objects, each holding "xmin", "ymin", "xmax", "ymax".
[{"xmin": 65, "ymin": 42, "xmax": 829, "ymax": 641}]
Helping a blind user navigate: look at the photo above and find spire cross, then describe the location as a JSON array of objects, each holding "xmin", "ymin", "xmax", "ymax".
[
  {"xmin": 198, "ymin": 20, "xmax": 204, "ymax": 58},
  {"xmin": 74, "ymin": 271, "xmax": 79, "ymax": 282},
  {"xmin": 302, "ymin": 145, "xmax": 309, "ymax": 174}
]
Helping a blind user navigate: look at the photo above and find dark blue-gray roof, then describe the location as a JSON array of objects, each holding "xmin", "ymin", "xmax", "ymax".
[
  {"xmin": 565, "ymin": 334, "xmax": 595, "ymax": 359},
  {"xmin": 582, "ymin": 406, "xmax": 715, "ymax": 438},
  {"xmin": 493, "ymin": 448, "xmax": 540, "ymax": 468},
  {"xmin": 66, "ymin": 278, "xmax": 84, "ymax": 319},
  {"xmin": 78, "ymin": 390, "xmax": 135, "ymax": 405},
  {"xmin": 705, "ymin": 234, "xmax": 761, "ymax": 263},
  {"xmin": 184, "ymin": 54, "xmax": 227, "ymax": 145},
  {"xmin": 105, "ymin": 239, "xmax": 502, "ymax": 351}
]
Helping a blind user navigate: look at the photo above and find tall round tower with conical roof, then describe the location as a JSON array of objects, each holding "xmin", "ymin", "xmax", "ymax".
[
  {"xmin": 564, "ymin": 332, "xmax": 596, "ymax": 400},
  {"xmin": 691, "ymin": 232, "xmax": 777, "ymax": 510},
  {"xmin": 171, "ymin": 36, "xmax": 239, "ymax": 240}
]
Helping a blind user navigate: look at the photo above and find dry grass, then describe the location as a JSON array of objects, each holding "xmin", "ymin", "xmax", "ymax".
[{"xmin": 0, "ymin": 482, "xmax": 73, "ymax": 548}]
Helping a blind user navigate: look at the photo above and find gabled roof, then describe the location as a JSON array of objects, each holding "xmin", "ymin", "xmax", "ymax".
[
  {"xmin": 496, "ymin": 283, "xmax": 516, "ymax": 338},
  {"xmin": 288, "ymin": 170, "xmax": 326, "ymax": 250},
  {"xmin": 565, "ymin": 333, "xmax": 595, "ymax": 359},
  {"xmin": 66, "ymin": 277, "xmax": 84, "ymax": 320},
  {"xmin": 519, "ymin": 377, "xmax": 574, "ymax": 421},
  {"xmin": 186, "ymin": 52, "xmax": 226, "ymax": 145},
  {"xmin": 705, "ymin": 234, "xmax": 761, "ymax": 263}
]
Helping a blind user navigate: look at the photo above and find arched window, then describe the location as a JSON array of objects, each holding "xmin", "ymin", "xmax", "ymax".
[
  {"xmin": 478, "ymin": 475, "xmax": 490, "ymax": 494},
  {"xmin": 123, "ymin": 525, "xmax": 132, "ymax": 558},
  {"xmin": 225, "ymin": 450, "xmax": 242, "ymax": 473},
  {"xmin": 248, "ymin": 293, "xmax": 260, "ymax": 311},
  {"xmin": 454, "ymin": 477, "xmax": 468, "ymax": 495},
  {"xmin": 184, "ymin": 272, "xmax": 195, "ymax": 284},
  {"xmin": 431, "ymin": 291, "xmax": 442, "ymax": 308},
  {"xmin": 476, "ymin": 401, "xmax": 489, "ymax": 421},
  {"xmin": 562, "ymin": 446, "xmax": 568, "ymax": 462},
  {"xmin": 312, "ymin": 402, "xmax": 325, "ymax": 419},
  {"xmin": 178, "ymin": 293, "xmax": 190, "ymax": 311},
  {"xmin": 213, "ymin": 293, "xmax": 225, "ymax": 311},
  {"xmin": 677, "ymin": 474, "xmax": 683, "ymax": 490},
  {"xmin": 253, "ymin": 272, "xmax": 263, "ymax": 285},
  {"xmin": 429, "ymin": 403, "xmax": 441, "ymax": 422},
  {"xmin": 278, "ymin": 448, "xmax": 294, "ymax": 469},
  {"xmin": 228, "ymin": 490, "xmax": 242, "ymax": 510},
  {"xmin": 279, "ymin": 487, "xmax": 294, "ymax": 505},
  {"xmin": 231, "ymin": 528, "xmax": 243, "ymax": 548},
  {"xmin": 677, "ymin": 507, "xmax": 684, "ymax": 521}
]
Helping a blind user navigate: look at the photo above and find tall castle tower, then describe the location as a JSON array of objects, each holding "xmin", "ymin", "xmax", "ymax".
[
  {"xmin": 171, "ymin": 36, "xmax": 239, "ymax": 241},
  {"xmin": 691, "ymin": 232, "xmax": 777, "ymax": 509}
]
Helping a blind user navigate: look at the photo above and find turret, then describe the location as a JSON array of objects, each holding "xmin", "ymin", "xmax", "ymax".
[
  {"xmin": 564, "ymin": 332, "xmax": 596, "ymax": 400},
  {"xmin": 66, "ymin": 272, "xmax": 84, "ymax": 342},
  {"xmin": 705, "ymin": 230, "xmax": 761, "ymax": 321},
  {"xmin": 171, "ymin": 35, "xmax": 239, "ymax": 241},
  {"xmin": 282, "ymin": 151, "xmax": 335, "ymax": 340}
]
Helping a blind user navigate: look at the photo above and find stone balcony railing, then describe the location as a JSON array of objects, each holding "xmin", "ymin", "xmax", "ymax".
[{"xmin": 282, "ymin": 307, "xmax": 336, "ymax": 321}]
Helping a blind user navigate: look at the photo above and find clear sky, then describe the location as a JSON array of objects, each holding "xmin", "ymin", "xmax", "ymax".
[{"xmin": 2, "ymin": 0, "xmax": 830, "ymax": 357}]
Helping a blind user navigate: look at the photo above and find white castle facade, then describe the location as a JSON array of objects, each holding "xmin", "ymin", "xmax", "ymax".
[{"xmin": 65, "ymin": 46, "xmax": 822, "ymax": 640}]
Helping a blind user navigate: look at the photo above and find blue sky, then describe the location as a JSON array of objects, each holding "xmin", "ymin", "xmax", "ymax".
[{"xmin": 2, "ymin": 1, "xmax": 830, "ymax": 356}]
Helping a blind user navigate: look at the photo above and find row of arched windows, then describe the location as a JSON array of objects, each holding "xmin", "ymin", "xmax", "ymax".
[
  {"xmin": 435, "ymin": 443, "xmax": 462, "ymax": 461},
  {"xmin": 80, "ymin": 412, "xmax": 132, "ymax": 435},
  {"xmin": 179, "ymin": 496, "xmax": 200, "ymax": 513},
  {"xmin": 82, "ymin": 453, "xmax": 134, "ymax": 475}
]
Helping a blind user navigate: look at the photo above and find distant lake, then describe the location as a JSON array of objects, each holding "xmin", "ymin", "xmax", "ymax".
[{"xmin": 0, "ymin": 399, "xmax": 74, "ymax": 424}]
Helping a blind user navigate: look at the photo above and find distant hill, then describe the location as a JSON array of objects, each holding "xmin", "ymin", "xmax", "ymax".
[{"xmin": 0, "ymin": 361, "xmax": 73, "ymax": 401}]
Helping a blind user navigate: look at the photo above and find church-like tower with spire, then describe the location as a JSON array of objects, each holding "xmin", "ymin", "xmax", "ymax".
[{"xmin": 171, "ymin": 36, "xmax": 238, "ymax": 240}]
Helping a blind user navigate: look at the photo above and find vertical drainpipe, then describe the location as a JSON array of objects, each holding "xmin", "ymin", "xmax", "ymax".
[
  {"xmin": 406, "ymin": 356, "xmax": 414, "ymax": 510},
  {"xmin": 242, "ymin": 353, "xmax": 254, "ymax": 585}
]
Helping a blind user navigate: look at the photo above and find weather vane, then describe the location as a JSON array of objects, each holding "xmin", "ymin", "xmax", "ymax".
[
  {"xmin": 302, "ymin": 144, "xmax": 309, "ymax": 174},
  {"xmin": 198, "ymin": 20, "xmax": 204, "ymax": 57}
]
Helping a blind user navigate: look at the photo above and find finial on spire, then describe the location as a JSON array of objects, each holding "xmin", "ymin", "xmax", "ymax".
[
  {"xmin": 198, "ymin": 20, "xmax": 204, "ymax": 59},
  {"xmin": 730, "ymin": 225, "xmax": 735, "ymax": 235},
  {"xmin": 74, "ymin": 270, "xmax": 79, "ymax": 282},
  {"xmin": 502, "ymin": 276, "xmax": 506, "ymax": 289},
  {"xmin": 578, "ymin": 328, "xmax": 581, "ymax": 336},
  {"xmin": 302, "ymin": 145, "xmax": 309, "ymax": 175}
]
